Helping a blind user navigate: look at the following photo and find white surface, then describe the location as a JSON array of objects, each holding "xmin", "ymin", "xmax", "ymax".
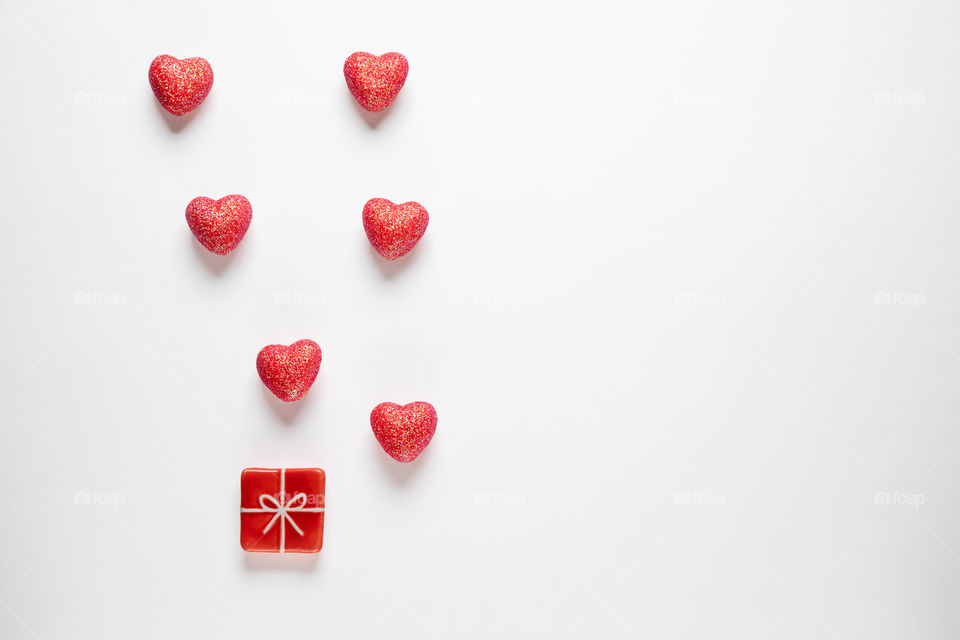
[{"xmin": 1, "ymin": 0, "xmax": 959, "ymax": 637}]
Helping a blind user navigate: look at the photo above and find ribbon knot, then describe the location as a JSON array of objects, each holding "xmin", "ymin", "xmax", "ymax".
[
  {"xmin": 241, "ymin": 468, "xmax": 324, "ymax": 552},
  {"xmin": 258, "ymin": 491, "xmax": 310, "ymax": 537}
]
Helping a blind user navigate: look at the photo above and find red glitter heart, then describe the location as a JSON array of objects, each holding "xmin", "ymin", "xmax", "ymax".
[
  {"xmin": 185, "ymin": 195, "xmax": 252, "ymax": 255},
  {"xmin": 343, "ymin": 52, "xmax": 408, "ymax": 112},
  {"xmin": 149, "ymin": 54, "xmax": 213, "ymax": 116},
  {"xmin": 363, "ymin": 198, "xmax": 429, "ymax": 260},
  {"xmin": 371, "ymin": 402, "xmax": 437, "ymax": 463},
  {"xmin": 256, "ymin": 340, "xmax": 322, "ymax": 402}
]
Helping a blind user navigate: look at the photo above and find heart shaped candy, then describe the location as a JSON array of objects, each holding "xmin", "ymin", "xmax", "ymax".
[
  {"xmin": 149, "ymin": 55, "xmax": 213, "ymax": 116},
  {"xmin": 363, "ymin": 198, "xmax": 429, "ymax": 260},
  {"xmin": 370, "ymin": 402, "xmax": 437, "ymax": 463},
  {"xmin": 344, "ymin": 52, "xmax": 408, "ymax": 112},
  {"xmin": 256, "ymin": 340, "xmax": 322, "ymax": 402},
  {"xmin": 185, "ymin": 195, "xmax": 252, "ymax": 255}
]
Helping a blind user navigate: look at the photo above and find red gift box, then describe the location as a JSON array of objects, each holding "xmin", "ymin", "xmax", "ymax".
[{"xmin": 240, "ymin": 467, "xmax": 325, "ymax": 553}]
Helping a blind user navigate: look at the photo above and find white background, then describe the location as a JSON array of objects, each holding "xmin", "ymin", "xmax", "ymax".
[{"xmin": 1, "ymin": 0, "xmax": 959, "ymax": 637}]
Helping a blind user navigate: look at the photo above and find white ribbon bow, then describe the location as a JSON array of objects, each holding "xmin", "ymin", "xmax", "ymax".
[{"xmin": 241, "ymin": 468, "xmax": 324, "ymax": 552}]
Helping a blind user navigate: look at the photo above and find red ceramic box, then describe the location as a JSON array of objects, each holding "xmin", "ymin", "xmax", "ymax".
[{"xmin": 240, "ymin": 467, "xmax": 325, "ymax": 553}]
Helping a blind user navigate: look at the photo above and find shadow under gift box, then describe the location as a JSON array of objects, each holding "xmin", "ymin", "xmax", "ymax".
[{"xmin": 240, "ymin": 467, "xmax": 325, "ymax": 553}]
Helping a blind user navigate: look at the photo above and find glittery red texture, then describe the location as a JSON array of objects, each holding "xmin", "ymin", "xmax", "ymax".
[
  {"xmin": 256, "ymin": 340, "xmax": 322, "ymax": 402},
  {"xmin": 370, "ymin": 402, "xmax": 437, "ymax": 463},
  {"xmin": 185, "ymin": 195, "xmax": 252, "ymax": 255},
  {"xmin": 240, "ymin": 468, "xmax": 325, "ymax": 553},
  {"xmin": 343, "ymin": 52, "xmax": 409, "ymax": 112},
  {"xmin": 362, "ymin": 198, "xmax": 429, "ymax": 260},
  {"xmin": 148, "ymin": 55, "xmax": 213, "ymax": 116}
]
